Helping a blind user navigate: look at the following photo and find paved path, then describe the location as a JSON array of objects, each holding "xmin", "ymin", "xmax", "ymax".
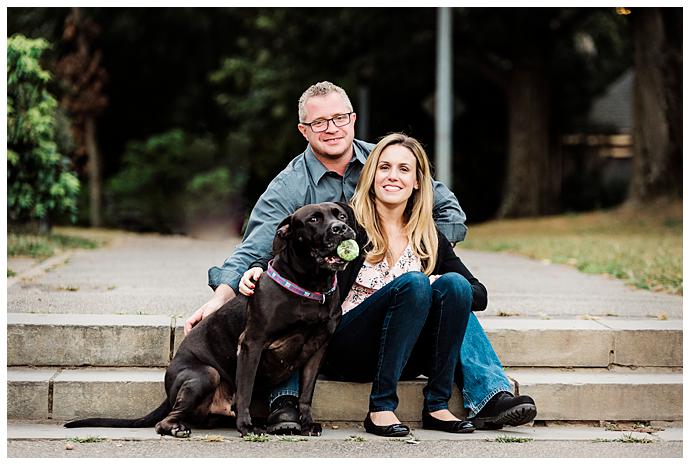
[
  {"xmin": 7, "ymin": 438, "xmax": 682, "ymax": 458},
  {"xmin": 7, "ymin": 422, "xmax": 683, "ymax": 458},
  {"xmin": 7, "ymin": 230, "xmax": 682, "ymax": 319}
]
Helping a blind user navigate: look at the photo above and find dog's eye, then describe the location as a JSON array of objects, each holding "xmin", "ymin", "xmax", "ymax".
[
  {"xmin": 339, "ymin": 213, "xmax": 347, "ymax": 220},
  {"xmin": 308, "ymin": 217, "xmax": 319, "ymax": 223}
]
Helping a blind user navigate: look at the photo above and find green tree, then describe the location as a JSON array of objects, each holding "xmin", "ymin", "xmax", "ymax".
[{"xmin": 7, "ymin": 34, "xmax": 80, "ymax": 231}]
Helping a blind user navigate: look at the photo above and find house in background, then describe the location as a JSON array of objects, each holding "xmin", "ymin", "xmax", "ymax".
[{"xmin": 561, "ymin": 68, "xmax": 633, "ymax": 210}]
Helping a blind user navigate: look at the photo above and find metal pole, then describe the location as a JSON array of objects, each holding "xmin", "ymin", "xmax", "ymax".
[
  {"xmin": 435, "ymin": 7, "xmax": 453, "ymax": 188},
  {"xmin": 357, "ymin": 84, "xmax": 370, "ymax": 142}
]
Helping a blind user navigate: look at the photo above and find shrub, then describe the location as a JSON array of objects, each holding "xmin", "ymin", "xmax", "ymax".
[
  {"xmin": 106, "ymin": 129, "xmax": 247, "ymax": 233},
  {"xmin": 7, "ymin": 34, "xmax": 80, "ymax": 229}
]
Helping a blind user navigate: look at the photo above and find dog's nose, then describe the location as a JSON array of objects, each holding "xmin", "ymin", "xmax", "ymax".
[{"xmin": 329, "ymin": 223, "xmax": 347, "ymax": 235}]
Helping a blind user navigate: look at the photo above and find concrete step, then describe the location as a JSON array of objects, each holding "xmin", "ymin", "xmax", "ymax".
[
  {"xmin": 8, "ymin": 366, "xmax": 682, "ymax": 423},
  {"xmin": 7, "ymin": 313, "xmax": 683, "ymax": 368},
  {"xmin": 8, "ymin": 313, "xmax": 175, "ymax": 367}
]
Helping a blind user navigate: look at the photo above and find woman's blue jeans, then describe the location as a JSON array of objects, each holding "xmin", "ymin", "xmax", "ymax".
[{"xmin": 269, "ymin": 272, "xmax": 512, "ymax": 415}]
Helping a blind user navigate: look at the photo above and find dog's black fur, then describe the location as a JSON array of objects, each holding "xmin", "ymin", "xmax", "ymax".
[{"xmin": 64, "ymin": 202, "xmax": 356, "ymax": 437}]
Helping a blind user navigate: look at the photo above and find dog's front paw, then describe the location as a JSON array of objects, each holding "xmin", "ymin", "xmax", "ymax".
[
  {"xmin": 301, "ymin": 422, "xmax": 322, "ymax": 437},
  {"xmin": 237, "ymin": 418, "xmax": 258, "ymax": 437},
  {"xmin": 251, "ymin": 425, "xmax": 267, "ymax": 435}
]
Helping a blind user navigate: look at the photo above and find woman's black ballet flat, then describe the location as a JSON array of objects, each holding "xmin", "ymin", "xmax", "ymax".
[
  {"xmin": 422, "ymin": 410, "xmax": 475, "ymax": 433},
  {"xmin": 363, "ymin": 413, "xmax": 410, "ymax": 437}
]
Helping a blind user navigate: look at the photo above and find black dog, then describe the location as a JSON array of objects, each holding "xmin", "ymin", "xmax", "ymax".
[{"xmin": 64, "ymin": 202, "xmax": 356, "ymax": 437}]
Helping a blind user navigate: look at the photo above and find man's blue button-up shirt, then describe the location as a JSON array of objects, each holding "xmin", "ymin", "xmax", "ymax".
[{"xmin": 208, "ymin": 139, "xmax": 467, "ymax": 292}]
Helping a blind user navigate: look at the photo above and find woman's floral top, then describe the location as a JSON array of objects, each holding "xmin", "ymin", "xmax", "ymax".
[{"xmin": 341, "ymin": 243, "xmax": 422, "ymax": 314}]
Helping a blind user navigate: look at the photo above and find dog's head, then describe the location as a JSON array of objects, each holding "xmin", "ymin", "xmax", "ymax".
[{"xmin": 272, "ymin": 202, "xmax": 357, "ymax": 271}]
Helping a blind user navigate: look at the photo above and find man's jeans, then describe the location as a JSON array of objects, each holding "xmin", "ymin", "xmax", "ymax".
[{"xmin": 269, "ymin": 277, "xmax": 511, "ymax": 416}]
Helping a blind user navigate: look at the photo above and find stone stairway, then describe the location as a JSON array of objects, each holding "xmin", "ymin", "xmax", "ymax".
[{"xmin": 7, "ymin": 312, "xmax": 682, "ymax": 424}]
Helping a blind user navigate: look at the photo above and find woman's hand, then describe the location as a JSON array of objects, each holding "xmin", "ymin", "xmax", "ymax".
[
  {"xmin": 429, "ymin": 274, "xmax": 441, "ymax": 284},
  {"xmin": 239, "ymin": 267, "xmax": 264, "ymax": 296}
]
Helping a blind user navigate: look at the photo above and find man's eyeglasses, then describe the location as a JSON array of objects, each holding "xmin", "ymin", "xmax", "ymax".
[{"xmin": 301, "ymin": 112, "xmax": 353, "ymax": 133}]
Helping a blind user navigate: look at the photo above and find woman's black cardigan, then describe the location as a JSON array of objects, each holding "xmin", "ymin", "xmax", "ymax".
[{"xmin": 337, "ymin": 219, "xmax": 488, "ymax": 313}]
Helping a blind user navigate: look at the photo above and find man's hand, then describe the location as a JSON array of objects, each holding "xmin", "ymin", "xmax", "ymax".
[{"xmin": 184, "ymin": 284, "xmax": 236, "ymax": 335}]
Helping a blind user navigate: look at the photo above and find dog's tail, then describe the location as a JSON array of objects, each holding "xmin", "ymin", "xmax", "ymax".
[{"xmin": 63, "ymin": 399, "xmax": 169, "ymax": 429}]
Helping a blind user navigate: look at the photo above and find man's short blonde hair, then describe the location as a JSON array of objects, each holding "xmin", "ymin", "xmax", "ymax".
[{"xmin": 298, "ymin": 81, "xmax": 353, "ymax": 122}]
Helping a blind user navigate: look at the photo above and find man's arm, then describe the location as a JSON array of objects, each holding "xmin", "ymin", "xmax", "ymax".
[{"xmin": 431, "ymin": 179, "xmax": 467, "ymax": 243}]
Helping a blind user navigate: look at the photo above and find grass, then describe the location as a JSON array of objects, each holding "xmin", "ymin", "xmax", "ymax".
[
  {"xmin": 461, "ymin": 201, "xmax": 682, "ymax": 295},
  {"xmin": 242, "ymin": 433, "xmax": 271, "ymax": 442},
  {"xmin": 68, "ymin": 436, "xmax": 106, "ymax": 443},
  {"xmin": 279, "ymin": 436, "xmax": 309, "ymax": 442},
  {"xmin": 491, "ymin": 435, "xmax": 534, "ymax": 443},
  {"xmin": 594, "ymin": 433, "xmax": 657, "ymax": 444},
  {"xmin": 8, "ymin": 232, "xmax": 101, "ymax": 259}
]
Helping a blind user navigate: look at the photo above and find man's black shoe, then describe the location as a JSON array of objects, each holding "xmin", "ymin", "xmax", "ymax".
[
  {"xmin": 471, "ymin": 392, "xmax": 537, "ymax": 430},
  {"xmin": 266, "ymin": 395, "xmax": 301, "ymax": 435}
]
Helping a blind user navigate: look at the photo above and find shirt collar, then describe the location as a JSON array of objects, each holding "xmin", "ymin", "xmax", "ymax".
[{"xmin": 305, "ymin": 139, "xmax": 368, "ymax": 184}]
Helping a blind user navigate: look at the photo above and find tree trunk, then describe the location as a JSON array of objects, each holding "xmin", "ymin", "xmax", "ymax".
[
  {"xmin": 628, "ymin": 7, "xmax": 682, "ymax": 203},
  {"xmin": 497, "ymin": 49, "xmax": 552, "ymax": 218},
  {"xmin": 57, "ymin": 6, "xmax": 108, "ymax": 228},
  {"xmin": 85, "ymin": 117, "xmax": 102, "ymax": 227}
]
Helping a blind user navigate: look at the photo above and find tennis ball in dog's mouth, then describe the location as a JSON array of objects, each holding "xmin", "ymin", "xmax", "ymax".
[{"xmin": 337, "ymin": 239, "xmax": 359, "ymax": 262}]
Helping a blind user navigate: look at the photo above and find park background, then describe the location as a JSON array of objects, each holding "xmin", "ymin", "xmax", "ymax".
[
  {"xmin": 5, "ymin": 8, "xmax": 684, "ymax": 457},
  {"xmin": 7, "ymin": 6, "xmax": 682, "ymax": 295}
]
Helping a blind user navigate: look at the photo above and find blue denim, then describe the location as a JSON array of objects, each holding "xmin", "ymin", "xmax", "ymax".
[
  {"xmin": 270, "ymin": 276, "xmax": 512, "ymax": 415},
  {"xmin": 403, "ymin": 272, "xmax": 473, "ymax": 412},
  {"xmin": 321, "ymin": 272, "xmax": 435, "ymax": 411},
  {"xmin": 268, "ymin": 376, "xmax": 300, "ymax": 407},
  {"xmin": 460, "ymin": 313, "xmax": 513, "ymax": 415}
]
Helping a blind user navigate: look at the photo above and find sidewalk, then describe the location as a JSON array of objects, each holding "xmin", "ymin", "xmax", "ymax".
[
  {"xmin": 7, "ymin": 229, "xmax": 682, "ymax": 319},
  {"xmin": 7, "ymin": 422, "xmax": 683, "ymax": 458}
]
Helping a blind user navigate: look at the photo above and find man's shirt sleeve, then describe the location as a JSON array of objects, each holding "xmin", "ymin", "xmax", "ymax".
[
  {"xmin": 431, "ymin": 179, "xmax": 468, "ymax": 243},
  {"xmin": 208, "ymin": 177, "xmax": 299, "ymax": 293}
]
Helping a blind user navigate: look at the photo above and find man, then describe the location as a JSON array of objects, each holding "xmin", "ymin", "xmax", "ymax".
[{"xmin": 185, "ymin": 81, "xmax": 536, "ymax": 434}]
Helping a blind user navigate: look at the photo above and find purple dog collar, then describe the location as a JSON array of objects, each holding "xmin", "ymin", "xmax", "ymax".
[{"xmin": 266, "ymin": 260, "xmax": 337, "ymax": 304}]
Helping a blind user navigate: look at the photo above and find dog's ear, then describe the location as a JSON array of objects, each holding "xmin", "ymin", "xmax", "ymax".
[
  {"xmin": 335, "ymin": 202, "xmax": 357, "ymax": 229},
  {"xmin": 272, "ymin": 214, "xmax": 292, "ymax": 256}
]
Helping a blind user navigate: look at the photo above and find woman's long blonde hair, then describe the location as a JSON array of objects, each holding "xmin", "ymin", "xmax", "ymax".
[{"xmin": 350, "ymin": 133, "xmax": 438, "ymax": 275}]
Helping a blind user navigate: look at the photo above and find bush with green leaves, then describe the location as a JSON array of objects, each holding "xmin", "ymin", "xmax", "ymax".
[
  {"xmin": 7, "ymin": 34, "xmax": 80, "ymax": 228},
  {"xmin": 107, "ymin": 129, "xmax": 247, "ymax": 233}
]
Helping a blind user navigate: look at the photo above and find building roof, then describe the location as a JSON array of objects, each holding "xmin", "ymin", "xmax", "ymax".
[{"xmin": 587, "ymin": 68, "xmax": 633, "ymax": 131}]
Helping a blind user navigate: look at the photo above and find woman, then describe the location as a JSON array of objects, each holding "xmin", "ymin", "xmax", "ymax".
[{"xmin": 241, "ymin": 133, "xmax": 487, "ymax": 436}]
